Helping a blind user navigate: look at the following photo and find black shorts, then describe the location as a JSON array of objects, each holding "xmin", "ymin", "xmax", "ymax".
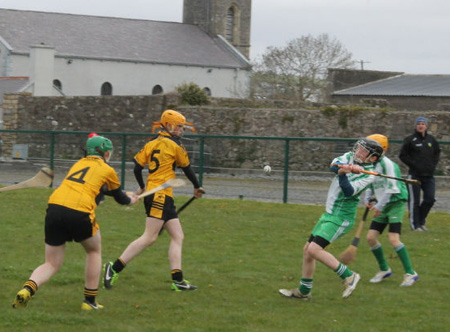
[
  {"xmin": 369, "ymin": 221, "xmax": 402, "ymax": 235},
  {"xmin": 144, "ymin": 193, "xmax": 178, "ymax": 222},
  {"xmin": 45, "ymin": 204, "xmax": 96, "ymax": 246}
]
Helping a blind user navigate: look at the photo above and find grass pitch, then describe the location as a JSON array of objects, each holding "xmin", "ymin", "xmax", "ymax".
[{"xmin": 0, "ymin": 188, "xmax": 449, "ymax": 331}]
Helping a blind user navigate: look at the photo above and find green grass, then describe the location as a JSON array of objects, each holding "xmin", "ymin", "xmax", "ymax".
[{"xmin": 1, "ymin": 188, "xmax": 449, "ymax": 331}]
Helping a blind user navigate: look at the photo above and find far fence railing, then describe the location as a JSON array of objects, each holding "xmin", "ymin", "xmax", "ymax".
[{"xmin": 1, "ymin": 129, "xmax": 449, "ymax": 203}]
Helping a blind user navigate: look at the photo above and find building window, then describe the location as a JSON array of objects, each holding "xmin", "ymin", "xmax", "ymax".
[
  {"xmin": 152, "ymin": 85, "xmax": 163, "ymax": 95},
  {"xmin": 53, "ymin": 79, "xmax": 62, "ymax": 91},
  {"xmin": 101, "ymin": 82, "xmax": 113, "ymax": 95},
  {"xmin": 226, "ymin": 7, "xmax": 235, "ymax": 42},
  {"xmin": 203, "ymin": 87, "xmax": 211, "ymax": 96}
]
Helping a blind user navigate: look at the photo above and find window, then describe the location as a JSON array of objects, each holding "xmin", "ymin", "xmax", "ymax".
[
  {"xmin": 226, "ymin": 7, "xmax": 235, "ymax": 42},
  {"xmin": 53, "ymin": 79, "xmax": 62, "ymax": 91},
  {"xmin": 203, "ymin": 87, "xmax": 211, "ymax": 96},
  {"xmin": 101, "ymin": 82, "xmax": 112, "ymax": 95},
  {"xmin": 152, "ymin": 85, "xmax": 163, "ymax": 95}
]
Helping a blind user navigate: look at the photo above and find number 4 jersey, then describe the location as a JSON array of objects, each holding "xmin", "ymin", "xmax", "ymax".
[{"xmin": 48, "ymin": 156, "xmax": 122, "ymax": 213}]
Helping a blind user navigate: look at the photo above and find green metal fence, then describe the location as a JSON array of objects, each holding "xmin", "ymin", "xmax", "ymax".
[{"xmin": 1, "ymin": 129, "xmax": 448, "ymax": 203}]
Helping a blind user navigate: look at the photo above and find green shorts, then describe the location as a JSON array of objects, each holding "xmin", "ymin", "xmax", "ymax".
[
  {"xmin": 372, "ymin": 201, "xmax": 406, "ymax": 224},
  {"xmin": 311, "ymin": 212, "xmax": 353, "ymax": 243}
]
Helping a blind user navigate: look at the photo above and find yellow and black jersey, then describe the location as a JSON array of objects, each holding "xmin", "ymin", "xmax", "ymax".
[
  {"xmin": 134, "ymin": 132, "xmax": 190, "ymax": 197},
  {"xmin": 48, "ymin": 156, "xmax": 122, "ymax": 214}
]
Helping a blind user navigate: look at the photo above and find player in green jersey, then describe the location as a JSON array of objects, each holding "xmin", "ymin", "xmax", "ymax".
[
  {"xmin": 279, "ymin": 138, "xmax": 383, "ymax": 300},
  {"xmin": 364, "ymin": 134, "xmax": 418, "ymax": 287}
]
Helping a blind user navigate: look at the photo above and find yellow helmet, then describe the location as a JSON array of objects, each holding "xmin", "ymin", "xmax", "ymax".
[
  {"xmin": 152, "ymin": 109, "xmax": 196, "ymax": 136},
  {"xmin": 161, "ymin": 109, "xmax": 185, "ymax": 130},
  {"xmin": 366, "ymin": 134, "xmax": 389, "ymax": 151}
]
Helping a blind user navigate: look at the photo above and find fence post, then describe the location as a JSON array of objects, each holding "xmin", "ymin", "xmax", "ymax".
[
  {"xmin": 283, "ymin": 139, "xmax": 290, "ymax": 203},
  {"xmin": 120, "ymin": 134, "xmax": 127, "ymax": 189},
  {"xmin": 49, "ymin": 132, "xmax": 55, "ymax": 187},
  {"xmin": 198, "ymin": 136, "xmax": 205, "ymax": 186}
]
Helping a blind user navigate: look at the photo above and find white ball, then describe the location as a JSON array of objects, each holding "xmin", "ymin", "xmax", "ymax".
[{"xmin": 263, "ymin": 165, "xmax": 272, "ymax": 174}]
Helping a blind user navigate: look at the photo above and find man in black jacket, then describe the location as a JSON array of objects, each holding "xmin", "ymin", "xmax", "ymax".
[{"xmin": 399, "ymin": 117, "xmax": 441, "ymax": 231}]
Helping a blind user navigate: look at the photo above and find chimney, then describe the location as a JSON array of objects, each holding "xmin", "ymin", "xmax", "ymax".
[{"xmin": 29, "ymin": 44, "xmax": 55, "ymax": 96}]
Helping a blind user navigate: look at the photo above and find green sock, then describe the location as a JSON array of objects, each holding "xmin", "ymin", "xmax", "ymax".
[
  {"xmin": 299, "ymin": 278, "xmax": 313, "ymax": 295},
  {"xmin": 334, "ymin": 263, "xmax": 352, "ymax": 279},
  {"xmin": 371, "ymin": 244, "xmax": 389, "ymax": 271},
  {"xmin": 395, "ymin": 244, "xmax": 415, "ymax": 274}
]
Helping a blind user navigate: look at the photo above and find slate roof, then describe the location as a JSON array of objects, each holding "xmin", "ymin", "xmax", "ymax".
[
  {"xmin": 332, "ymin": 74, "xmax": 450, "ymax": 97},
  {"xmin": 0, "ymin": 8, "xmax": 250, "ymax": 69},
  {"xmin": 0, "ymin": 77, "xmax": 29, "ymax": 105}
]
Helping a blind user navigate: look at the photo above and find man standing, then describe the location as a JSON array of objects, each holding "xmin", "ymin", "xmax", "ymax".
[{"xmin": 399, "ymin": 117, "xmax": 441, "ymax": 231}]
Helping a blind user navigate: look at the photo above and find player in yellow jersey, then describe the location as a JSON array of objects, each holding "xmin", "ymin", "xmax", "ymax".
[
  {"xmin": 104, "ymin": 110, "xmax": 205, "ymax": 291},
  {"xmin": 12, "ymin": 135, "xmax": 139, "ymax": 311}
]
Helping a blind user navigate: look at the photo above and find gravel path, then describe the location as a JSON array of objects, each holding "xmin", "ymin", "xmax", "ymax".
[{"xmin": 1, "ymin": 159, "xmax": 450, "ymax": 213}]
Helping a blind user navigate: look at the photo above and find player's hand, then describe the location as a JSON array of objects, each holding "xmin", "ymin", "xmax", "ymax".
[
  {"xmin": 135, "ymin": 187, "xmax": 145, "ymax": 195},
  {"xmin": 194, "ymin": 187, "xmax": 205, "ymax": 198},
  {"xmin": 371, "ymin": 207, "xmax": 382, "ymax": 217},
  {"xmin": 127, "ymin": 192, "xmax": 139, "ymax": 205},
  {"xmin": 338, "ymin": 164, "xmax": 352, "ymax": 175},
  {"xmin": 350, "ymin": 165, "xmax": 363, "ymax": 174}
]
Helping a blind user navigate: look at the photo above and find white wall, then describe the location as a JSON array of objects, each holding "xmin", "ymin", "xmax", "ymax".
[{"xmin": 6, "ymin": 53, "xmax": 250, "ymax": 98}]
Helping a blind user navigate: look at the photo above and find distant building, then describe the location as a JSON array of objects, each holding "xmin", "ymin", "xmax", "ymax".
[
  {"xmin": 329, "ymin": 68, "xmax": 450, "ymax": 111},
  {"xmin": 0, "ymin": 1, "xmax": 252, "ymax": 98}
]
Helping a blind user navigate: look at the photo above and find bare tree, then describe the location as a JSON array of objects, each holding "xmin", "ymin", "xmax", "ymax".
[{"xmin": 251, "ymin": 34, "xmax": 355, "ymax": 102}]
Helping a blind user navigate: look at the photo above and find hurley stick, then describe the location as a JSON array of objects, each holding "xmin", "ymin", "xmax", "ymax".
[
  {"xmin": 332, "ymin": 164, "xmax": 421, "ymax": 186},
  {"xmin": 339, "ymin": 206, "xmax": 371, "ymax": 265},
  {"xmin": 0, "ymin": 167, "xmax": 54, "ymax": 192}
]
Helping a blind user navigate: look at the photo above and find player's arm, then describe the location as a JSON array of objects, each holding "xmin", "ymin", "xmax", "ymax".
[
  {"xmin": 133, "ymin": 159, "xmax": 146, "ymax": 190},
  {"xmin": 181, "ymin": 165, "xmax": 205, "ymax": 198}
]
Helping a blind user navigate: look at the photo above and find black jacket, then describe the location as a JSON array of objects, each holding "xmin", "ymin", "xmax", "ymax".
[{"xmin": 399, "ymin": 131, "xmax": 441, "ymax": 177}]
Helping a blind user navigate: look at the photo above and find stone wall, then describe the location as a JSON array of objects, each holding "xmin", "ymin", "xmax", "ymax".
[{"xmin": 1, "ymin": 93, "xmax": 449, "ymax": 175}]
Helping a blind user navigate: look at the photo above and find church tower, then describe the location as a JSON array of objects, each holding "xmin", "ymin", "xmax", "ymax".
[{"xmin": 183, "ymin": 0, "xmax": 252, "ymax": 59}]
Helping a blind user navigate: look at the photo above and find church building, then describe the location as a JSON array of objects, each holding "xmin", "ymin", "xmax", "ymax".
[{"xmin": 0, "ymin": 0, "xmax": 252, "ymax": 98}]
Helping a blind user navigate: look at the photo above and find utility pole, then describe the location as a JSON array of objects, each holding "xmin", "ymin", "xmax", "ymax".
[{"xmin": 357, "ymin": 60, "xmax": 371, "ymax": 70}]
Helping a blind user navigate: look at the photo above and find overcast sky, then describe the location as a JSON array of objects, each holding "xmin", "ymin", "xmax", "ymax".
[{"xmin": 1, "ymin": 0, "xmax": 449, "ymax": 74}]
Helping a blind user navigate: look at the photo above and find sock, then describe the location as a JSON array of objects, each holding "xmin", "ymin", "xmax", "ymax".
[
  {"xmin": 23, "ymin": 280, "xmax": 38, "ymax": 296},
  {"xmin": 395, "ymin": 244, "xmax": 415, "ymax": 274},
  {"xmin": 299, "ymin": 278, "xmax": 313, "ymax": 295},
  {"xmin": 171, "ymin": 269, "xmax": 183, "ymax": 282},
  {"xmin": 84, "ymin": 287, "xmax": 98, "ymax": 304},
  {"xmin": 334, "ymin": 263, "xmax": 352, "ymax": 279},
  {"xmin": 112, "ymin": 258, "xmax": 126, "ymax": 273},
  {"xmin": 371, "ymin": 244, "xmax": 389, "ymax": 271}
]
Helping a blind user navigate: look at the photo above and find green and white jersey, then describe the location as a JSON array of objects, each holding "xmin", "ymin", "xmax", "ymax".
[
  {"xmin": 326, "ymin": 152, "xmax": 377, "ymax": 221},
  {"xmin": 365, "ymin": 156, "xmax": 408, "ymax": 210}
]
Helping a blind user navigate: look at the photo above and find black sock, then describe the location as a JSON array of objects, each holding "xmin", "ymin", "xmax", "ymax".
[
  {"xmin": 24, "ymin": 280, "xmax": 38, "ymax": 296},
  {"xmin": 171, "ymin": 269, "xmax": 183, "ymax": 282},
  {"xmin": 112, "ymin": 258, "xmax": 126, "ymax": 273},
  {"xmin": 84, "ymin": 288, "xmax": 98, "ymax": 304}
]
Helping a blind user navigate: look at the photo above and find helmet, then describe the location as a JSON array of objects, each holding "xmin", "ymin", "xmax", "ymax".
[
  {"xmin": 366, "ymin": 134, "xmax": 388, "ymax": 151},
  {"xmin": 160, "ymin": 110, "xmax": 186, "ymax": 137},
  {"xmin": 86, "ymin": 136, "xmax": 113, "ymax": 158},
  {"xmin": 352, "ymin": 138, "xmax": 383, "ymax": 165}
]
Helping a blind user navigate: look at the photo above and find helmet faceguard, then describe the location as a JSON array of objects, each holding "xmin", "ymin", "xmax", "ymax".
[
  {"xmin": 352, "ymin": 138, "xmax": 383, "ymax": 165},
  {"xmin": 152, "ymin": 109, "xmax": 196, "ymax": 137},
  {"xmin": 86, "ymin": 136, "xmax": 113, "ymax": 161}
]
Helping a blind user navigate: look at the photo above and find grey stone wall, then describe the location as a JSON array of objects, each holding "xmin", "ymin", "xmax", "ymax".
[{"xmin": 1, "ymin": 93, "xmax": 449, "ymax": 175}]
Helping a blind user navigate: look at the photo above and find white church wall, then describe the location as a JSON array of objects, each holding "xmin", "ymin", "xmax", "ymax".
[{"xmin": 6, "ymin": 53, "xmax": 250, "ymax": 98}]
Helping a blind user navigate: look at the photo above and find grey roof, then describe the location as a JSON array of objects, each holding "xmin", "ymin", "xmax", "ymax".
[
  {"xmin": 0, "ymin": 8, "xmax": 250, "ymax": 69},
  {"xmin": 0, "ymin": 77, "xmax": 29, "ymax": 105},
  {"xmin": 333, "ymin": 74, "xmax": 450, "ymax": 97}
]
